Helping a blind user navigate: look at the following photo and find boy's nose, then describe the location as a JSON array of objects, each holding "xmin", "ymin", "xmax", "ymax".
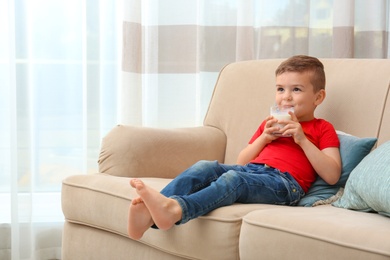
[{"xmin": 283, "ymin": 92, "xmax": 292, "ymax": 101}]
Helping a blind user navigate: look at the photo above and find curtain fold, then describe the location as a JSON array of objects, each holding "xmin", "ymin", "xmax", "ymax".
[
  {"xmin": 122, "ymin": 0, "xmax": 390, "ymax": 128},
  {"xmin": 0, "ymin": 1, "xmax": 122, "ymax": 259}
]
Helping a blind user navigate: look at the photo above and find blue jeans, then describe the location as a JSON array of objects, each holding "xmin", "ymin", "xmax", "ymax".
[{"xmin": 160, "ymin": 160, "xmax": 305, "ymax": 225}]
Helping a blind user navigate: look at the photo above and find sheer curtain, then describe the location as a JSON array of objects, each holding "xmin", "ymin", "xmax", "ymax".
[
  {"xmin": 122, "ymin": 0, "xmax": 390, "ymax": 127},
  {"xmin": 0, "ymin": 0, "xmax": 122, "ymax": 259}
]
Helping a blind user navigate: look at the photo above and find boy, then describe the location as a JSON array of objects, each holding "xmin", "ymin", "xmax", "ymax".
[{"xmin": 128, "ymin": 55, "xmax": 341, "ymax": 240}]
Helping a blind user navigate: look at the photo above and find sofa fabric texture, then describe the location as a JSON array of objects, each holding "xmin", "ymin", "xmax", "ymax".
[{"xmin": 62, "ymin": 59, "xmax": 390, "ymax": 260}]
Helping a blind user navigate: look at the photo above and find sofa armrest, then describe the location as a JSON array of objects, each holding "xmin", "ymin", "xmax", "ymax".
[{"xmin": 98, "ymin": 125, "xmax": 226, "ymax": 178}]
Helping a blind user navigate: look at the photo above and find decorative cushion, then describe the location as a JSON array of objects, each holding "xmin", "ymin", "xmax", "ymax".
[
  {"xmin": 298, "ymin": 131, "xmax": 377, "ymax": 207},
  {"xmin": 333, "ymin": 141, "xmax": 390, "ymax": 217}
]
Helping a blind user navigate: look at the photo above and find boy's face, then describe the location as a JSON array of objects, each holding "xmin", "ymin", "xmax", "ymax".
[{"xmin": 275, "ymin": 71, "xmax": 324, "ymax": 122}]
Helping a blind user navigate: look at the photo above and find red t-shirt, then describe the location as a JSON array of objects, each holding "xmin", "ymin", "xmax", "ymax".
[{"xmin": 249, "ymin": 118, "xmax": 339, "ymax": 192}]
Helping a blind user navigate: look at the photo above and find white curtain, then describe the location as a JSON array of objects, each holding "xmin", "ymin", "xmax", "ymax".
[
  {"xmin": 0, "ymin": 0, "xmax": 122, "ymax": 259},
  {"xmin": 122, "ymin": 0, "xmax": 390, "ymax": 127}
]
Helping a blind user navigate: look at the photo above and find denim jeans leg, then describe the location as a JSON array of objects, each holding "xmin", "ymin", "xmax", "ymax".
[
  {"xmin": 172, "ymin": 165, "xmax": 304, "ymax": 224},
  {"xmin": 160, "ymin": 160, "xmax": 242, "ymax": 197},
  {"xmin": 152, "ymin": 160, "xmax": 245, "ymax": 229}
]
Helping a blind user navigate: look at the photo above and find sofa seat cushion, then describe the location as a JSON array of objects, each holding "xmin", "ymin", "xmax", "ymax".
[
  {"xmin": 239, "ymin": 205, "xmax": 390, "ymax": 260},
  {"xmin": 62, "ymin": 174, "xmax": 280, "ymax": 260}
]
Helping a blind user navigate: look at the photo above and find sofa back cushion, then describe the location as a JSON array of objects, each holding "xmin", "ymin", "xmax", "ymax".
[{"xmin": 204, "ymin": 59, "xmax": 390, "ymax": 164}]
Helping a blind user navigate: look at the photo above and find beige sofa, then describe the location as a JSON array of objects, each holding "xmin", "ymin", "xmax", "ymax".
[{"xmin": 62, "ymin": 59, "xmax": 390, "ymax": 260}]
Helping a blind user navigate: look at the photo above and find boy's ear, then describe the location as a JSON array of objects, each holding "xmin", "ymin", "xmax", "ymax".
[{"xmin": 314, "ymin": 89, "xmax": 326, "ymax": 105}]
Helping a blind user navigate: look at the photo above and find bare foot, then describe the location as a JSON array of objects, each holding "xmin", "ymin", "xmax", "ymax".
[
  {"xmin": 130, "ymin": 179, "xmax": 141, "ymax": 190},
  {"xmin": 131, "ymin": 178, "xmax": 182, "ymax": 231},
  {"xmin": 128, "ymin": 201, "xmax": 154, "ymax": 240},
  {"xmin": 131, "ymin": 196, "xmax": 143, "ymax": 205},
  {"xmin": 130, "ymin": 180, "xmax": 144, "ymax": 205}
]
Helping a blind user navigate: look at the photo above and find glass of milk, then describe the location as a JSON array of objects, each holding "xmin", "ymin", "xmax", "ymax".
[{"xmin": 270, "ymin": 105, "xmax": 294, "ymax": 136}]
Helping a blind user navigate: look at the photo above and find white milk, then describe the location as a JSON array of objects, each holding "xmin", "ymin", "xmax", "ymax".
[
  {"xmin": 272, "ymin": 114, "xmax": 291, "ymax": 121},
  {"xmin": 270, "ymin": 106, "xmax": 293, "ymax": 136},
  {"xmin": 272, "ymin": 113, "xmax": 291, "ymax": 129}
]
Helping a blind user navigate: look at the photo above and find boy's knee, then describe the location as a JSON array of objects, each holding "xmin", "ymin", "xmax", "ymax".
[
  {"xmin": 221, "ymin": 170, "xmax": 241, "ymax": 182},
  {"xmin": 193, "ymin": 160, "xmax": 218, "ymax": 169}
]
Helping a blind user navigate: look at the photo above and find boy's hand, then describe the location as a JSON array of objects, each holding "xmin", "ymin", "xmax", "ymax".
[
  {"xmin": 262, "ymin": 116, "xmax": 282, "ymax": 142},
  {"xmin": 277, "ymin": 112, "xmax": 307, "ymax": 144}
]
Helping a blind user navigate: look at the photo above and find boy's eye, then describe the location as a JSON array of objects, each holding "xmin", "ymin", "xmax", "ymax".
[
  {"xmin": 277, "ymin": 87, "xmax": 284, "ymax": 92},
  {"xmin": 293, "ymin": 88, "xmax": 302, "ymax": 92}
]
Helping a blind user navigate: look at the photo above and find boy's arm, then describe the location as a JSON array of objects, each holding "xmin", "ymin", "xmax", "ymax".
[
  {"xmin": 236, "ymin": 136, "xmax": 268, "ymax": 165},
  {"xmin": 281, "ymin": 113, "xmax": 341, "ymax": 185},
  {"xmin": 236, "ymin": 116, "xmax": 279, "ymax": 165},
  {"xmin": 299, "ymin": 141, "xmax": 341, "ymax": 185}
]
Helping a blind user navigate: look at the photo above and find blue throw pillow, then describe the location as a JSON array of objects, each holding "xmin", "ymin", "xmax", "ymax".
[
  {"xmin": 298, "ymin": 131, "xmax": 377, "ymax": 207},
  {"xmin": 333, "ymin": 141, "xmax": 390, "ymax": 217}
]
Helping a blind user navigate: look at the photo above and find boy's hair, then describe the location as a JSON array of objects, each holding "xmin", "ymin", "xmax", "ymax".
[{"xmin": 275, "ymin": 55, "xmax": 325, "ymax": 92}]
